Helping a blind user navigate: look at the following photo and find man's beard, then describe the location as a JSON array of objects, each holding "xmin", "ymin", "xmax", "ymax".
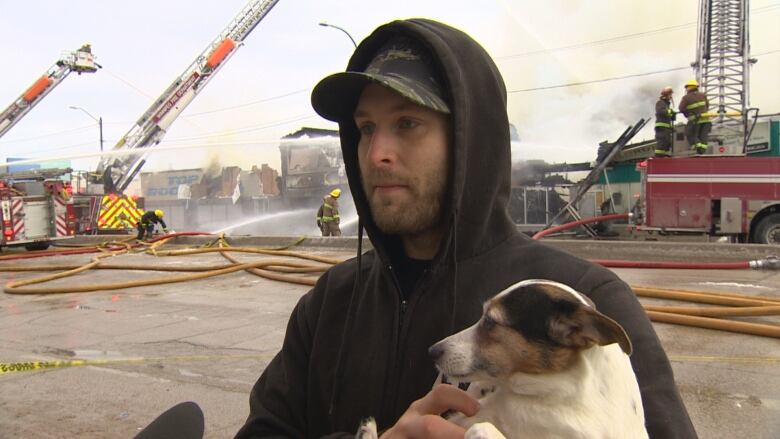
[{"xmin": 362, "ymin": 168, "xmax": 446, "ymax": 235}]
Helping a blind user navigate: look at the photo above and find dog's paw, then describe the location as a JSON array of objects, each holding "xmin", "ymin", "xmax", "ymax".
[
  {"xmin": 465, "ymin": 422, "xmax": 507, "ymax": 439},
  {"xmin": 355, "ymin": 417, "xmax": 378, "ymax": 439}
]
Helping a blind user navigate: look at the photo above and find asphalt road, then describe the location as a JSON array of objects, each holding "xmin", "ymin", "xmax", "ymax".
[{"xmin": 0, "ymin": 238, "xmax": 778, "ymax": 438}]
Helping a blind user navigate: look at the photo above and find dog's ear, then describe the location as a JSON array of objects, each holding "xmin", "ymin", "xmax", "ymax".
[{"xmin": 548, "ymin": 305, "xmax": 633, "ymax": 355}]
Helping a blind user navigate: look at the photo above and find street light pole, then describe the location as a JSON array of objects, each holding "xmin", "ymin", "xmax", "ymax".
[
  {"xmin": 318, "ymin": 22, "xmax": 357, "ymax": 48},
  {"xmin": 97, "ymin": 116, "xmax": 104, "ymax": 152},
  {"xmin": 68, "ymin": 105, "xmax": 103, "ymax": 152}
]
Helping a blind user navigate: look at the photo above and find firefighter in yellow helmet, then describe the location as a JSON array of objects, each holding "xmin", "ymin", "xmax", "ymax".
[
  {"xmin": 316, "ymin": 188, "xmax": 342, "ymax": 236},
  {"xmin": 654, "ymin": 86, "xmax": 675, "ymax": 157},
  {"xmin": 678, "ymin": 79, "xmax": 711, "ymax": 154},
  {"xmin": 136, "ymin": 209, "xmax": 168, "ymax": 241}
]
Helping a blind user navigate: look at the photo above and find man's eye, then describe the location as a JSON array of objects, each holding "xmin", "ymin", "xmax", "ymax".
[
  {"xmin": 398, "ymin": 118, "xmax": 419, "ymax": 130},
  {"xmin": 358, "ymin": 124, "xmax": 375, "ymax": 136}
]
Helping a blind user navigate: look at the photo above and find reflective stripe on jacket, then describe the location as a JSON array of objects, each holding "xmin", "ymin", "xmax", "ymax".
[
  {"xmin": 655, "ymin": 98, "xmax": 674, "ymax": 128},
  {"xmin": 679, "ymin": 90, "xmax": 711, "ymax": 123},
  {"xmin": 319, "ymin": 195, "xmax": 340, "ymax": 223}
]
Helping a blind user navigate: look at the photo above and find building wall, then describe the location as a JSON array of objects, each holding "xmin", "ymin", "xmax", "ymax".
[{"xmin": 140, "ymin": 169, "xmax": 203, "ymax": 201}]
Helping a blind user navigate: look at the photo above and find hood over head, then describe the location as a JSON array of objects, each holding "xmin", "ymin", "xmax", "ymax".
[{"xmin": 312, "ymin": 18, "xmax": 515, "ymax": 263}]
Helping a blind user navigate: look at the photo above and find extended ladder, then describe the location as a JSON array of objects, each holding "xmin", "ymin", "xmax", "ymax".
[
  {"xmin": 96, "ymin": 0, "xmax": 281, "ymax": 194},
  {"xmin": 0, "ymin": 45, "xmax": 99, "ymax": 139}
]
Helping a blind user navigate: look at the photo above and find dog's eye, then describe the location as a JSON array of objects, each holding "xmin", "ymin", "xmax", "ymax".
[{"xmin": 482, "ymin": 315, "xmax": 496, "ymax": 330}]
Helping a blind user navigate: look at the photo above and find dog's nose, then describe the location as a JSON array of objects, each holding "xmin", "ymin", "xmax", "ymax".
[{"xmin": 428, "ymin": 343, "xmax": 444, "ymax": 361}]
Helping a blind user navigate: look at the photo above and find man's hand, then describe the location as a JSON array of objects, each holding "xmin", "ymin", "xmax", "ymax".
[{"xmin": 379, "ymin": 384, "xmax": 479, "ymax": 439}]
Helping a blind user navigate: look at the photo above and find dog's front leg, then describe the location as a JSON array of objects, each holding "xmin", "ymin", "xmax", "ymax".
[{"xmin": 465, "ymin": 422, "xmax": 508, "ymax": 439}]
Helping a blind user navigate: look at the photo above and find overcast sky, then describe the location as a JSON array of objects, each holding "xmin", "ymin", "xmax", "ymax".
[{"xmin": 0, "ymin": 0, "xmax": 778, "ymax": 175}]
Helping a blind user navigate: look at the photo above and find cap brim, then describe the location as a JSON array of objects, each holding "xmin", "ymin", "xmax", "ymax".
[
  {"xmin": 311, "ymin": 72, "xmax": 375, "ymax": 123},
  {"xmin": 311, "ymin": 72, "xmax": 450, "ymax": 123}
]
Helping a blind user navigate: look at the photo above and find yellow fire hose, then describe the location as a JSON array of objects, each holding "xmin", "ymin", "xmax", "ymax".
[
  {"xmin": 633, "ymin": 286, "xmax": 780, "ymax": 307},
  {"xmin": 643, "ymin": 304, "xmax": 780, "ymax": 317},
  {"xmin": 646, "ymin": 311, "xmax": 780, "ymax": 339},
  {"xmin": 3, "ymin": 256, "xmax": 328, "ymax": 294},
  {"xmin": 1, "ymin": 238, "xmax": 779, "ymax": 339},
  {"xmin": 2, "ymin": 235, "xmax": 335, "ymax": 294}
]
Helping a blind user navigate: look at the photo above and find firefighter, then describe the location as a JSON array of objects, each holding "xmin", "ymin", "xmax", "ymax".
[
  {"xmin": 678, "ymin": 79, "xmax": 712, "ymax": 154},
  {"xmin": 136, "ymin": 209, "xmax": 168, "ymax": 241},
  {"xmin": 654, "ymin": 86, "xmax": 675, "ymax": 157},
  {"xmin": 316, "ymin": 188, "xmax": 341, "ymax": 237}
]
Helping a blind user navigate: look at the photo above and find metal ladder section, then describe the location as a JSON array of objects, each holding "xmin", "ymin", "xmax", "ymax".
[
  {"xmin": 546, "ymin": 118, "xmax": 649, "ymax": 236},
  {"xmin": 95, "ymin": 0, "xmax": 281, "ymax": 195}
]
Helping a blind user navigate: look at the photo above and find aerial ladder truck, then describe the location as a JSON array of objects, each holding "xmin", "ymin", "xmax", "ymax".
[
  {"xmin": 0, "ymin": 45, "xmax": 97, "ymax": 249},
  {"xmin": 84, "ymin": 0, "xmax": 280, "ymax": 233},
  {"xmin": 636, "ymin": 0, "xmax": 780, "ymax": 244},
  {"xmin": 0, "ymin": 45, "xmax": 99, "ymax": 139}
]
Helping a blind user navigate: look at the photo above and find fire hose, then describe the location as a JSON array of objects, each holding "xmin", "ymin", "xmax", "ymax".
[
  {"xmin": 2, "ymin": 233, "xmax": 334, "ymax": 294},
  {"xmin": 0, "ymin": 232, "xmax": 213, "ymax": 262},
  {"xmin": 1, "ymin": 229, "xmax": 780, "ymax": 338},
  {"xmin": 532, "ymin": 214, "xmax": 780, "ymax": 338}
]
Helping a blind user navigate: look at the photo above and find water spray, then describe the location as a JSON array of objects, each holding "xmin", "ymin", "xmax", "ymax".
[{"xmin": 210, "ymin": 209, "xmax": 311, "ymax": 235}]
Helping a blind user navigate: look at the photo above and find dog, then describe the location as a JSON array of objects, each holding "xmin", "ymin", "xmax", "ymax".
[{"xmin": 357, "ymin": 279, "xmax": 648, "ymax": 439}]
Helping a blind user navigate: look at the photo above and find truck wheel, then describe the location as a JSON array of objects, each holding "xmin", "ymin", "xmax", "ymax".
[
  {"xmin": 24, "ymin": 242, "xmax": 50, "ymax": 251},
  {"xmin": 753, "ymin": 214, "xmax": 780, "ymax": 245}
]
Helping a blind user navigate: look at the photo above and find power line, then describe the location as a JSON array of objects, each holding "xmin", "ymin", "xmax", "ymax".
[
  {"xmin": 497, "ymin": 23, "xmax": 694, "ymax": 60},
  {"xmin": 508, "ymin": 67, "xmax": 690, "ymax": 93},
  {"xmin": 508, "ymin": 47, "xmax": 780, "ymax": 93},
  {"xmin": 101, "ymin": 67, "xmax": 156, "ymax": 100},
  {"xmin": 164, "ymin": 114, "xmax": 318, "ymax": 142},
  {"xmin": 497, "ymin": 3, "xmax": 780, "ymax": 61},
  {"xmin": 0, "ymin": 123, "xmax": 96, "ymax": 144},
  {"xmin": 181, "ymin": 88, "xmax": 310, "ymax": 117}
]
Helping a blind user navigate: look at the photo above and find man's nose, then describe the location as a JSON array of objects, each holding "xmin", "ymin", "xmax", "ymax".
[{"xmin": 365, "ymin": 128, "xmax": 397, "ymax": 166}]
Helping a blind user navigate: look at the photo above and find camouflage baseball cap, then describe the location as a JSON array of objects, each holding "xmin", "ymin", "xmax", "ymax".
[{"xmin": 311, "ymin": 36, "xmax": 450, "ymax": 122}]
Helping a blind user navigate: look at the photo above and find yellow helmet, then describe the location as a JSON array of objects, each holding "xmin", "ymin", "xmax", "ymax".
[
  {"xmin": 330, "ymin": 188, "xmax": 342, "ymax": 198},
  {"xmin": 154, "ymin": 209, "xmax": 164, "ymax": 218},
  {"xmin": 685, "ymin": 79, "xmax": 699, "ymax": 88}
]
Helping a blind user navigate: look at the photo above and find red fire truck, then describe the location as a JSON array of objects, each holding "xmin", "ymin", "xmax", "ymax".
[
  {"xmin": 0, "ymin": 169, "xmax": 77, "ymax": 250},
  {"xmin": 639, "ymin": 156, "xmax": 780, "ymax": 244}
]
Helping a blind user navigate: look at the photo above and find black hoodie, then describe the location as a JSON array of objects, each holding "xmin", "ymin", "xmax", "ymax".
[{"xmin": 236, "ymin": 19, "xmax": 696, "ymax": 439}]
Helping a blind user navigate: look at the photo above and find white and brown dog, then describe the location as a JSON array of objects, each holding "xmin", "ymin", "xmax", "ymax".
[{"xmin": 358, "ymin": 279, "xmax": 648, "ymax": 439}]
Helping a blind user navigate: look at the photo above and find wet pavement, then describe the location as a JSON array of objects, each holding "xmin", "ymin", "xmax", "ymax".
[{"xmin": 0, "ymin": 239, "xmax": 778, "ymax": 438}]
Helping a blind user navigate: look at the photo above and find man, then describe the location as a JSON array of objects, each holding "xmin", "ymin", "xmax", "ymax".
[
  {"xmin": 136, "ymin": 209, "xmax": 167, "ymax": 241},
  {"xmin": 654, "ymin": 86, "xmax": 675, "ymax": 157},
  {"xmin": 679, "ymin": 79, "xmax": 711, "ymax": 155},
  {"xmin": 316, "ymin": 188, "xmax": 342, "ymax": 236},
  {"xmin": 237, "ymin": 19, "xmax": 696, "ymax": 438}
]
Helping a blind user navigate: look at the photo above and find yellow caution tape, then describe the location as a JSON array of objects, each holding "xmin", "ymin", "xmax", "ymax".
[
  {"xmin": 1, "ymin": 359, "xmax": 88, "ymax": 374},
  {"xmin": 0, "ymin": 353, "xmax": 272, "ymax": 375}
]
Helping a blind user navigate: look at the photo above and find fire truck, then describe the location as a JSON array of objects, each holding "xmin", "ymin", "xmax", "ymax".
[
  {"xmin": 639, "ymin": 151, "xmax": 780, "ymax": 244},
  {"xmin": 83, "ymin": 0, "xmax": 280, "ymax": 233},
  {"xmin": 0, "ymin": 169, "xmax": 76, "ymax": 250},
  {"xmin": 634, "ymin": 0, "xmax": 780, "ymax": 244},
  {"xmin": 0, "ymin": 45, "xmax": 99, "ymax": 139}
]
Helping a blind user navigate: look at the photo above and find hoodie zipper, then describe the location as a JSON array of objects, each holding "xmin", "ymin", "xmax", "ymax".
[
  {"xmin": 378, "ymin": 263, "xmax": 405, "ymax": 423},
  {"xmin": 386, "ymin": 264, "xmax": 406, "ymax": 328},
  {"xmin": 383, "ymin": 264, "xmax": 433, "ymax": 421}
]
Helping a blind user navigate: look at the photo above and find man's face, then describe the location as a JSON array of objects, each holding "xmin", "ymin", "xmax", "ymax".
[{"xmin": 353, "ymin": 83, "xmax": 450, "ymax": 236}]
